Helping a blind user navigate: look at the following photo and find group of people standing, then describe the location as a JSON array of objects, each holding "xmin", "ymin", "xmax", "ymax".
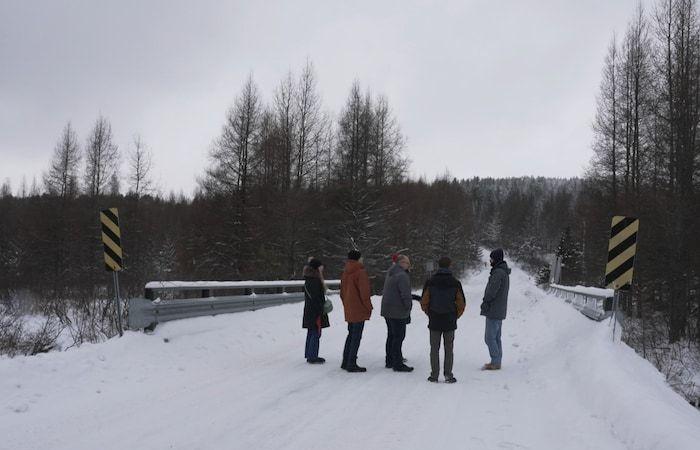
[{"xmin": 301, "ymin": 248, "xmax": 511, "ymax": 383}]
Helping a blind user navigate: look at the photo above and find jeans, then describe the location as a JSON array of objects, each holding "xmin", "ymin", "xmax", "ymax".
[
  {"xmin": 386, "ymin": 318, "xmax": 407, "ymax": 368},
  {"xmin": 305, "ymin": 328, "xmax": 321, "ymax": 360},
  {"xmin": 385, "ymin": 318, "xmax": 404, "ymax": 366},
  {"xmin": 484, "ymin": 318, "xmax": 503, "ymax": 365},
  {"xmin": 342, "ymin": 322, "xmax": 365, "ymax": 367},
  {"xmin": 430, "ymin": 329, "xmax": 455, "ymax": 378}
]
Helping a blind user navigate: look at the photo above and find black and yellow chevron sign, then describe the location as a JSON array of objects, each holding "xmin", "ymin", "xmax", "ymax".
[
  {"xmin": 100, "ymin": 208, "xmax": 123, "ymax": 272},
  {"xmin": 605, "ymin": 216, "xmax": 639, "ymax": 290}
]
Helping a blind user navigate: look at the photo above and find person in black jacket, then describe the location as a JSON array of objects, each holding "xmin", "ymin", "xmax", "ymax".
[
  {"xmin": 302, "ymin": 258, "xmax": 330, "ymax": 364},
  {"xmin": 420, "ymin": 257, "xmax": 466, "ymax": 383}
]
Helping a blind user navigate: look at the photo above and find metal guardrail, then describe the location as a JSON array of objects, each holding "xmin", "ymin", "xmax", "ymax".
[
  {"xmin": 548, "ymin": 284, "xmax": 614, "ymax": 321},
  {"xmin": 128, "ymin": 279, "xmax": 340, "ymax": 331}
]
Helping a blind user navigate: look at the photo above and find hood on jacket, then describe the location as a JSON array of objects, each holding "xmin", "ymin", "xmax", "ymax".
[
  {"xmin": 491, "ymin": 260, "xmax": 511, "ymax": 275},
  {"xmin": 303, "ymin": 265, "xmax": 321, "ymax": 278}
]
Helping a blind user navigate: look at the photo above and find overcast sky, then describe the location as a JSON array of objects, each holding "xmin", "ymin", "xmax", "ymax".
[{"xmin": 0, "ymin": 0, "xmax": 651, "ymax": 195}]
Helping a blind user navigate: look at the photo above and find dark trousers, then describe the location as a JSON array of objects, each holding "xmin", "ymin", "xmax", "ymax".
[
  {"xmin": 385, "ymin": 317, "xmax": 404, "ymax": 366},
  {"xmin": 342, "ymin": 322, "xmax": 365, "ymax": 367},
  {"xmin": 386, "ymin": 318, "xmax": 407, "ymax": 368},
  {"xmin": 430, "ymin": 329, "xmax": 455, "ymax": 378},
  {"xmin": 304, "ymin": 328, "xmax": 320, "ymax": 360}
]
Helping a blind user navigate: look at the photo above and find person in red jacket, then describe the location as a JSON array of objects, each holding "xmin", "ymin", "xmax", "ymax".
[{"xmin": 340, "ymin": 250, "xmax": 373, "ymax": 372}]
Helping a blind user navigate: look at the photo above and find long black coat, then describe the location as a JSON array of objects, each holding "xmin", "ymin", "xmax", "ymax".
[{"xmin": 302, "ymin": 276, "xmax": 330, "ymax": 329}]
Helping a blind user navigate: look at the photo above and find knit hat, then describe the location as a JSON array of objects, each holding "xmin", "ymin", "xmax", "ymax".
[
  {"xmin": 490, "ymin": 248, "xmax": 504, "ymax": 263},
  {"xmin": 308, "ymin": 258, "xmax": 323, "ymax": 269},
  {"xmin": 348, "ymin": 250, "xmax": 361, "ymax": 261}
]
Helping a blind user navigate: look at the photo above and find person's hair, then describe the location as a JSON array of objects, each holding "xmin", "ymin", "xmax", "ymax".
[
  {"xmin": 397, "ymin": 254, "xmax": 409, "ymax": 264},
  {"xmin": 438, "ymin": 257, "xmax": 451, "ymax": 268},
  {"xmin": 305, "ymin": 258, "xmax": 326, "ymax": 291},
  {"xmin": 348, "ymin": 250, "xmax": 362, "ymax": 260}
]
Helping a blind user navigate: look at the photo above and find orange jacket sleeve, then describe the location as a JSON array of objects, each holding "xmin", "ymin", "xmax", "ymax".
[
  {"xmin": 420, "ymin": 288, "xmax": 430, "ymax": 314},
  {"xmin": 456, "ymin": 285, "xmax": 466, "ymax": 318}
]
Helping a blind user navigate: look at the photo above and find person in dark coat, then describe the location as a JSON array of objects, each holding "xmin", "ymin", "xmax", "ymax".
[
  {"xmin": 420, "ymin": 257, "xmax": 466, "ymax": 383},
  {"xmin": 381, "ymin": 254, "xmax": 414, "ymax": 372},
  {"xmin": 302, "ymin": 258, "xmax": 330, "ymax": 364},
  {"xmin": 340, "ymin": 250, "xmax": 373, "ymax": 372},
  {"xmin": 382, "ymin": 256, "xmax": 403, "ymax": 368},
  {"xmin": 480, "ymin": 248, "xmax": 511, "ymax": 370}
]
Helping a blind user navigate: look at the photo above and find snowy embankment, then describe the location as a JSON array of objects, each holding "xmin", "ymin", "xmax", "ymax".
[{"xmin": 1, "ymin": 260, "xmax": 699, "ymax": 450}]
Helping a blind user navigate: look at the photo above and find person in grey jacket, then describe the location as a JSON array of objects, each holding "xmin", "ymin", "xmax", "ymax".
[
  {"xmin": 480, "ymin": 248, "xmax": 511, "ymax": 370},
  {"xmin": 381, "ymin": 254, "xmax": 414, "ymax": 372}
]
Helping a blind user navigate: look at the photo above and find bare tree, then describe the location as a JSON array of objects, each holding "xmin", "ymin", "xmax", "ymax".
[
  {"xmin": 371, "ymin": 95, "xmax": 407, "ymax": 187},
  {"xmin": 311, "ymin": 113, "xmax": 334, "ymax": 190},
  {"xmin": 204, "ymin": 74, "xmax": 261, "ymax": 204},
  {"xmin": 591, "ymin": 35, "xmax": 621, "ymax": 203},
  {"xmin": 274, "ymin": 71, "xmax": 297, "ymax": 191},
  {"xmin": 29, "ymin": 176, "xmax": 41, "ymax": 197},
  {"xmin": 17, "ymin": 175, "xmax": 27, "ymax": 198},
  {"xmin": 44, "ymin": 122, "xmax": 81, "ymax": 198},
  {"xmin": 128, "ymin": 135, "xmax": 154, "ymax": 198},
  {"xmin": 294, "ymin": 61, "xmax": 322, "ymax": 188},
  {"xmin": 83, "ymin": 116, "xmax": 119, "ymax": 197},
  {"xmin": 336, "ymin": 81, "xmax": 364, "ymax": 188},
  {"xmin": 108, "ymin": 173, "xmax": 120, "ymax": 196},
  {"xmin": 0, "ymin": 178, "xmax": 11, "ymax": 198}
]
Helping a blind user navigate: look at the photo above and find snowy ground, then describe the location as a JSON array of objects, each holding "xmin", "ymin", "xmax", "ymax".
[{"xmin": 2, "ymin": 260, "xmax": 700, "ymax": 450}]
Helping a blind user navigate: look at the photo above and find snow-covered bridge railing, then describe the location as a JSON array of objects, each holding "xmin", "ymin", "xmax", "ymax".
[
  {"xmin": 548, "ymin": 284, "xmax": 614, "ymax": 321},
  {"xmin": 128, "ymin": 280, "xmax": 340, "ymax": 331}
]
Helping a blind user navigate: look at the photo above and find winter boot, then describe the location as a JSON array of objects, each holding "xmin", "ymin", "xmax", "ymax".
[{"xmin": 481, "ymin": 363, "xmax": 501, "ymax": 371}]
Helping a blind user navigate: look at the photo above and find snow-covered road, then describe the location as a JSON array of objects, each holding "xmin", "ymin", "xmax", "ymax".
[{"xmin": 2, "ymin": 261, "xmax": 700, "ymax": 450}]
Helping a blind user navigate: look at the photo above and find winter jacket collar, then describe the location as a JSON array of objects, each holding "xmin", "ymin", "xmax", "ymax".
[
  {"xmin": 490, "ymin": 260, "xmax": 511, "ymax": 275},
  {"xmin": 344, "ymin": 259, "xmax": 365, "ymax": 274},
  {"xmin": 303, "ymin": 265, "xmax": 321, "ymax": 278},
  {"xmin": 388, "ymin": 263, "xmax": 406, "ymax": 277}
]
